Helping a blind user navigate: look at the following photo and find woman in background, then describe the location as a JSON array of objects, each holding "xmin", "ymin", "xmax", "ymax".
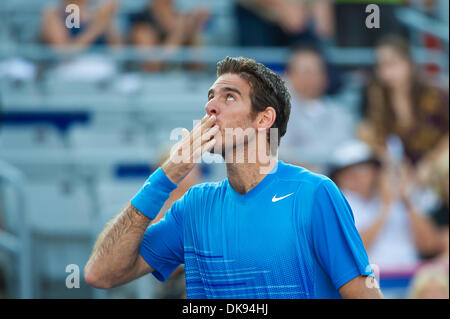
[{"xmin": 359, "ymin": 35, "xmax": 449, "ymax": 187}]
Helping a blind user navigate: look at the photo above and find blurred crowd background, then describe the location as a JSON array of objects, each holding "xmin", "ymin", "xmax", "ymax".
[{"xmin": 0, "ymin": 0, "xmax": 448, "ymax": 299}]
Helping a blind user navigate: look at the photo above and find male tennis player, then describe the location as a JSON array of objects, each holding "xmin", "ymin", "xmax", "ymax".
[{"xmin": 84, "ymin": 57, "xmax": 383, "ymax": 299}]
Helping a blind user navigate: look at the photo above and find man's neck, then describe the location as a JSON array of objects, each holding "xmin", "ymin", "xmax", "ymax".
[
  {"xmin": 222, "ymin": 133, "xmax": 278, "ymax": 194},
  {"xmin": 225, "ymin": 160, "xmax": 278, "ymax": 195}
]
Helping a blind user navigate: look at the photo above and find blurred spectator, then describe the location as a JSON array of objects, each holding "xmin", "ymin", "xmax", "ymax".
[
  {"xmin": 428, "ymin": 151, "xmax": 449, "ymax": 261},
  {"xmin": 39, "ymin": 0, "xmax": 123, "ymax": 82},
  {"xmin": 279, "ymin": 46, "xmax": 356, "ymax": 173},
  {"xmin": 129, "ymin": 0, "xmax": 209, "ymax": 72},
  {"xmin": 40, "ymin": 0, "xmax": 122, "ymax": 52},
  {"xmin": 408, "ymin": 263, "xmax": 449, "ymax": 299},
  {"xmin": 330, "ymin": 140, "xmax": 441, "ymax": 273},
  {"xmin": 234, "ymin": 0, "xmax": 334, "ymax": 47},
  {"xmin": 409, "ymin": 151, "xmax": 449, "ymax": 298},
  {"xmin": 334, "ymin": 0, "xmax": 408, "ymax": 47},
  {"xmin": 359, "ymin": 35, "xmax": 449, "ymax": 185}
]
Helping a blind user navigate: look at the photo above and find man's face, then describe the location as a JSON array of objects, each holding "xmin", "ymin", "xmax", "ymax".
[
  {"xmin": 287, "ymin": 52, "xmax": 327, "ymax": 100},
  {"xmin": 205, "ymin": 73, "xmax": 256, "ymax": 156}
]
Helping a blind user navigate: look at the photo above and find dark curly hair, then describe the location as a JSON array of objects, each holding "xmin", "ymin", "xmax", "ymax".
[{"xmin": 216, "ymin": 56, "xmax": 291, "ymax": 146}]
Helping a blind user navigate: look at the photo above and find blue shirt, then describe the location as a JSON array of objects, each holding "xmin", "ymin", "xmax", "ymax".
[{"xmin": 139, "ymin": 161, "xmax": 373, "ymax": 299}]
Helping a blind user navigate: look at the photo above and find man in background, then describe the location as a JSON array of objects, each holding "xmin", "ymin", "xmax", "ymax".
[{"xmin": 280, "ymin": 46, "xmax": 356, "ymax": 173}]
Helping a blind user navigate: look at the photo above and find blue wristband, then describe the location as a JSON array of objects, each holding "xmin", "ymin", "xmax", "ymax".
[{"xmin": 130, "ymin": 167, "xmax": 177, "ymax": 220}]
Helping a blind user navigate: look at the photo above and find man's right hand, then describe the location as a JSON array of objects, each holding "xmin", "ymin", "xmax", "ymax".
[{"xmin": 162, "ymin": 114, "xmax": 218, "ymax": 184}]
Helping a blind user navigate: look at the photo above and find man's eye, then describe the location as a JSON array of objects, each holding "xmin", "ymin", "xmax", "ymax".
[{"xmin": 226, "ymin": 94, "xmax": 235, "ymax": 101}]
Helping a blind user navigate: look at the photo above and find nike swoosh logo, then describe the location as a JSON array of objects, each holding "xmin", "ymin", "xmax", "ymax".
[
  {"xmin": 272, "ymin": 193, "xmax": 294, "ymax": 202},
  {"xmin": 143, "ymin": 182, "xmax": 151, "ymax": 188}
]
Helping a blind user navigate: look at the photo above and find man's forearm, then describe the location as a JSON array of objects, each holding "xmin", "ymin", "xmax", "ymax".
[
  {"xmin": 84, "ymin": 115, "xmax": 216, "ymax": 288},
  {"xmin": 339, "ymin": 276, "xmax": 384, "ymax": 299},
  {"xmin": 84, "ymin": 202, "xmax": 151, "ymax": 288}
]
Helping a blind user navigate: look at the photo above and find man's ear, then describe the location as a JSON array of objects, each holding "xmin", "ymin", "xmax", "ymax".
[{"xmin": 257, "ymin": 106, "xmax": 276, "ymax": 131}]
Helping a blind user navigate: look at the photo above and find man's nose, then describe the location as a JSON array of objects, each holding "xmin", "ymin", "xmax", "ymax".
[{"xmin": 205, "ymin": 99, "xmax": 220, "ymax": 117}]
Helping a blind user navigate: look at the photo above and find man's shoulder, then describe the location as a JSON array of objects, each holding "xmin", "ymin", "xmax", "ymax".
[
  {"xmin": 276, "ymin": 161, "xmax": 344, "ymax": 204},
  {"xmin": 277, "ymin": 161, "xmax": 331, "ymax": 188},
  {"xmin": 185, "ymin": 179, "xmax": 228, "ymax": 199},
  {"xmin": 177, "ymin": 180, "xmax": 227, "ymax": 219}
]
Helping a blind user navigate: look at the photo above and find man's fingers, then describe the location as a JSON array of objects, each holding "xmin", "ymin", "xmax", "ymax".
[
  {"xmin": 201, "ymin": 125, "xmax": 219, "ymax": 143},
  {"xmin": 192, "ymin": 115, "xmax": 215, "ymax": 141},
  {"xmin": 172, "ymin": 115, "xmax": 216, "ymax": 161},
  {"xmin": 194, "ymin": 124, "xmax": 218, "ymax": 150},
  {"xmin": 192, "ymin": 115, "xmax": 216, "ymax": 141},
  {"xmin": 189, "ymin": 124, "xmax": 218, "ymax": 160},
  {"xmin": 179, "ymin": 127, "xmax": 190, "ymax": 145},
  {"xmin": 179, "ymin": 115, "xmax": 212, "ymax": 150},
  {"xmin": 182, "ymin": 128, "xmax": 190, "ymax": 138},
  {"xmin": 191, "ymin": 114, "xmax": 207, "ymax": 133},
  {"xmin": 192, "ymin": 137, "xmax": 216, "ymax": 161},
  {"xmin": 174, "ymin": 128, "xmax": 191, "ymax": 149},
  {"xmin": 203, "ymin": 137, "xmax": 217, "ymax": 153}
]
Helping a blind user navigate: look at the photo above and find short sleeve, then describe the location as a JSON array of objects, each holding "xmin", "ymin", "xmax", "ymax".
[
  {"xmin": 344, "ymin": 192, "xmax": 378, "ymax": 231},
  {"xmin": 311, "ymin": 179, "xmax": 374, "ymax": 290},
  {"xmin": 139, "ymin": 191, "xmax": 190, "ymax": 282}
]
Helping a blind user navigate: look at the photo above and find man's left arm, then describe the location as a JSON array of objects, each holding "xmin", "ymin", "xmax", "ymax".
[
  {"xmin": 311, "ymin": 178, "xmax": 383, "ymax": 299},
  {"xmin": 339, "ymin": 276, "xmax": 384, "ymax": 299}
]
